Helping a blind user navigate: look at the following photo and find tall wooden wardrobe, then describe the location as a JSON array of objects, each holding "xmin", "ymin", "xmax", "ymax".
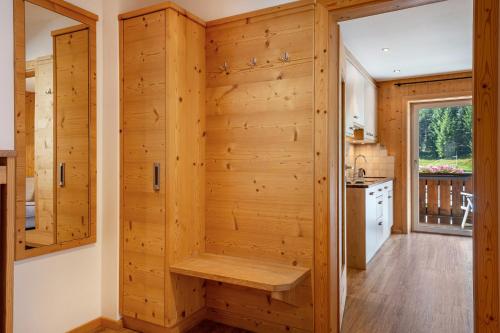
[
  {"xmin": 119, "ymin": 4, "xmax": 207, "ymax": 332},
  {"xmin": 120, "ymin": 2, "xmax": 329, "ymax": 333}
]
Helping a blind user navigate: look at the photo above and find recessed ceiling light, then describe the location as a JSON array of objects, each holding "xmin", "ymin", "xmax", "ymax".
[
  {"xmin": 382, "ymin": 48, "xmax": 390, "ymax": 52},
  {"xmin": 394, "ymin": 69, "xmax": 401, "ymax": 73}
]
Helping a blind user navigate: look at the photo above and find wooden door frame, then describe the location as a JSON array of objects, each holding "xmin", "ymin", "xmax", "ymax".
[
  {"xmin": 13, "ymin": 0, "xmax": 98, "ymax": 260},
  {"xmin": 314, "ymin": 0, "xmax": 499, "ymax": 332}
]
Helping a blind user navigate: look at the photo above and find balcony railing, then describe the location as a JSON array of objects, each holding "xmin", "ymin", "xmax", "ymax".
[{"xmin": 419, "ymin": 173, "xmax": 473, "ymax": 228}]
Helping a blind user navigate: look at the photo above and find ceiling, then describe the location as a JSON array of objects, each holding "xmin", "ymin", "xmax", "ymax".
[{"xmin": 340, "ymin": 0, "xmax": 473, "ymax": 81}]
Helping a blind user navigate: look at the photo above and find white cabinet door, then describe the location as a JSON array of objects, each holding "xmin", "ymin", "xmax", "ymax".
[
  {"xmin": 345, "ymin": 60, "xmax": 365, "ymax": 134},
  {"xmin": 365, "ymin": 189, "xmax": 379, "ymax": 262},
  {"xmin": 364, "ymin": 79, "xmax": 377, "ymax": 142},
  {"xmin": 388, "ymin": 189, "xmax": 394, "ymax": 228}
]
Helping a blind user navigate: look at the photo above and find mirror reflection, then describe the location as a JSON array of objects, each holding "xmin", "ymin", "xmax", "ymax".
[{"xmin": 24, "ymin": 2, "xmax": 90, "ymax": 249}]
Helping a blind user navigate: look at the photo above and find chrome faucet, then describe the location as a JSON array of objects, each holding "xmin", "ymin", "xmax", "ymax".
[{"xmin": 354, "ymin": 154, "xmax": 367, "ymax": 179}]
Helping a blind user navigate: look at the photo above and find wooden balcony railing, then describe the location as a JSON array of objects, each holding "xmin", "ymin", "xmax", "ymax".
[{"xmin": 419, "ymin": 173, "xmax": 473, "ymax": 222}]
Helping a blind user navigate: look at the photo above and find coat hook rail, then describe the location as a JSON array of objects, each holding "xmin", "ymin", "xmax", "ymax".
[
  {"xmin": 280, "ymin": 51, "xmax": 290, "ymax": 62},
  {"xmin": 220, "ymin": 61, "xmax": 229, "ymax": 72}
]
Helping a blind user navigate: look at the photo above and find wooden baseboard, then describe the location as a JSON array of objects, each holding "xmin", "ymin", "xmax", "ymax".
[
  {"xmin": 67, "ymin": 317, "xmax": 123, "ymax": 333},
  {"xmin": 100, "ymin": 317, "xmax": 123, "ymax": 330},
  {"xmin": 123, "ymin": 308, "xmax": 206, "ymax": 333}
]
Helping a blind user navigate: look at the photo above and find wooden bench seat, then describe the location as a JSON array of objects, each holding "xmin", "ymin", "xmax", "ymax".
[{"xmin": 170, "ymin": 253, "xmax": 310, "ymax": 292}]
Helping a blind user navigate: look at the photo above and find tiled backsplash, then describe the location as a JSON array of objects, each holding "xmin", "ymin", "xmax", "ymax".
[{"xmin": 346, "ymin": 143, "xmax": 395, "ymax": 178}]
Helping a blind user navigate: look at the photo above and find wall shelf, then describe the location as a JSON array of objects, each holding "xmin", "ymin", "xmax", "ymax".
[{"xmin": 170, "ymin": 253, "xmax": 310, "ymax": 292}]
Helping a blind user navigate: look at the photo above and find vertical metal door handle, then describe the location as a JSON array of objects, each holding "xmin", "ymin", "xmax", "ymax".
[
  {"xmin": 58, "ymin": 162, "xmax": 65, "ymax": 187},
  {"xmin": 153, "ymin": 163, "xmax": 160, "ymax": 191}
]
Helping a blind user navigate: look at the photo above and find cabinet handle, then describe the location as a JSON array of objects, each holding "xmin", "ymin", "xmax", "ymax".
[
  {"xmin": 353, "ymin": 115, "xmax": 359, "ymax": 119},
  {"xmin": 58, "ymin": 162, "xmax": 65, "ymax": 187},
  {"xmin": 369, "ymin": 192, "xmax": 374, "ymax": 195},
  {"xmin": 384, "ymin": 186, "xmax": 388, "ymax": 189},
  {"xmin": 378, "ymin": 221, "xmax": 383, "ymax": 226},
  {"xmin": 388, "ymin": 196, "xmax": 392, "ymax": 199},
  {"xmin": 378, "ymin": 201, "xmax": 383, "ymax": 204},
  {"xmin": 378, "ymin": 188, "xmax": 382, "ymax": 192},
  {"xmin": 153, "ymin": 163, "xmax": 160, "ymax": 191}
]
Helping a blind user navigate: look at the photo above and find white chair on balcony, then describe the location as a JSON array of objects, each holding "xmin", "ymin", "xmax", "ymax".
[{"xmin": 461, "ymin": 192, "xmax": 474, "ymax": 229}]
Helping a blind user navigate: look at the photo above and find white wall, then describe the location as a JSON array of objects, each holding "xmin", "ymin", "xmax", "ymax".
[
  {"xmin": 0, "ymin": 0, "xmax": 14, "ymax": 150},
  {"xmin": 12, "ymin": 0, "xmax": 104, "ymax": 332}
]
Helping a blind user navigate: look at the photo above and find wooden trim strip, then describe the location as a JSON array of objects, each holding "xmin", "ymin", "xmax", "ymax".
[
  {"xmin": 0, "ymin": 151, "xmax": 16, "ymax": 158},
  {"xmin": 51, "ymin": 23, "xmax": 89, "ymax": 37},
  {"xmin": 323, "ymin": 0, "xmax": 445, "ymax": 19},
  {"xmin": 26, "ymin": 0, "xmax": 98, "ymax": 25},
  {"xmin": 118, "ymin": 1, "xmax": 206, "ymax": 27},
  {"xmin": 66, "ymin": 317, "xmax": 123, "ymax": 333},
  {"xmin": 0, "ymin": 167, "xmax": 6, "ymax": 185},
  {"xmin": 473, "ymin": 0, "xmax": 500, "ymax": 331},
  {"xmin": 313, "ymin": 2, "xmax": 332, "ymax": 332},
  {"xmin": 394, "ymin": 76, "xmax": 472, "ymax": 87},
  {"xmin": 206, "ymin": 0, "xmax": 314, "ymax": 27},
  {"xmin": 0, "ymin": 157, "xmax": 15, "ymax": 333}
]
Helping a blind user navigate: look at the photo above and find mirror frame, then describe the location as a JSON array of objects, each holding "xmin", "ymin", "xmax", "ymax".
[{"xmin": 13, "ymin": 0, "xmax": 98, "ymax": 260}]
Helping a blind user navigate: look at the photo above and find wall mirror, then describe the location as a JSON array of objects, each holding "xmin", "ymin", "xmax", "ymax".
[{"xmin": 14, "ymin": 0, "xmax": 97, "ymax": 259}]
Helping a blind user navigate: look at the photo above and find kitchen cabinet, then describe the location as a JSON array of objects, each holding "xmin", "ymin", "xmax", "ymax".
[
  {"xmin": 343, "ymin": 49, "xmax": 378, "ymax": 142},
  {"xmin": 345, "ymin": 59, "xmax": 365, "ymax": 134},
  {"xmin": 346, "ymin": 179, "xmax": 393, "ymax": 269},
  {"xmin": 364, "ymin": 79, "xmax": 377, "ymax": 142}
]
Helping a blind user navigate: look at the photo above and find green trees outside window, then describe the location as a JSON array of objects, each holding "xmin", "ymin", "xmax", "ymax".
[{"xmin": 419, "ymin": 104, "xmax": 473, "ymax": 173}]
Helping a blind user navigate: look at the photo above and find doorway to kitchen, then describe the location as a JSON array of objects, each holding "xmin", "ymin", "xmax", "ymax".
[{"xmin": 410, "ymin": 97, "xmax": 473, "ymax": 237}]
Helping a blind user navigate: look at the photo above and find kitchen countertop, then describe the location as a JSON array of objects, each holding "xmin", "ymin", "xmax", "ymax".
[{"xmin": 346, "ymin": 177, "xmax": 393, "ymax": 188}]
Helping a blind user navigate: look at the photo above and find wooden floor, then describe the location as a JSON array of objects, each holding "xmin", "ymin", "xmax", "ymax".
[
  {"xmin": 95, "ymin": 320, "xmax": 250, "ymax": 333},
  {"xmin": 341, "ymin": 232, "xmax": 473, "ymax": 333}
]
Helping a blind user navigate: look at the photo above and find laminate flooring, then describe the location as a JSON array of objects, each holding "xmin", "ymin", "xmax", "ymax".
[{"xmin": 341, "ymin": 233, "xmax": 473, "ymax": 333}]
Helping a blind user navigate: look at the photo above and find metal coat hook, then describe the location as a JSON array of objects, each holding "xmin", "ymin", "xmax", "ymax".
[
  {"xmin": 249, "ymin": 57, "xmax": 257, "ymax": 67},
  {"xmin": 280, "ymin": 51, "xmax": 290, "ymax": 63},
  {"xmin": 220, "ymin": 61, "xmax": 229, "ymax": 73}
]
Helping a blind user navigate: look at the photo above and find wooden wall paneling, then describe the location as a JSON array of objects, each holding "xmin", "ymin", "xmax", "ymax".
[
  {"xmin": 206, "ymin": 280, "xmax": 313, "ymax": 333},
  {"xmin": 33, "ymin": 56, "xmax": 55, "ymax": 242},
  {"xmin": 474, "ymin": 0, "xmax": 499, "ymax": 330},
  {"xmin": 164, "ymin": 8, "xmax": 206, "ymax": 327},
  {"xmin": 121, "ymin": 11, "xmax": 167, "ymax": 326},
  {"xmin": 54, "ymin": 27, "xmax": 90, "ymax": 243},
  {"xmin": 25, "ymin": 92, "xmax": 35, "ymax": 177},
  {"xmin": 376, "ymin": 73, "xmax": 473, "ymax": 233},
  {"xmin": 205, "ymin": 4, "xmax": 314, "ymax": 332}
]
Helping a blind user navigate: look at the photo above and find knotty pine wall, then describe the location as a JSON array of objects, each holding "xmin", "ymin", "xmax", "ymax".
[
  {"xmin": 205, "ymin": 4, "xmax": 315, "ymax": 332},
  {"xmin": 377, "ymin": 72, "xmax": 472, "ymax": 233}
]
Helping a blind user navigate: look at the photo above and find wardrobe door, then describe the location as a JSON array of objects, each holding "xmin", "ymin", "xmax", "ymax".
[
  {"xmin": 122, "ymin": 11, "xmax": 166, "ymax": 326},
  {"xmin": 54, "ymin": 27, "xmax": 89, "ymax": 243}
]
